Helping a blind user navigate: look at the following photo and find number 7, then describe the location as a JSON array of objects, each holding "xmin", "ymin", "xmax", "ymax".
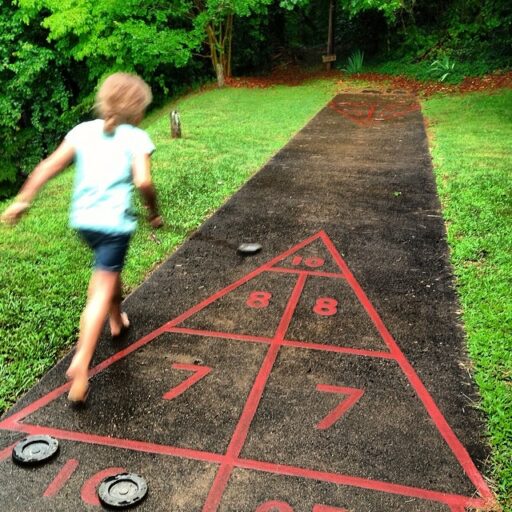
[{"xmin": 315, "ymin": 384, "xmax": 364, "ymax": 430}]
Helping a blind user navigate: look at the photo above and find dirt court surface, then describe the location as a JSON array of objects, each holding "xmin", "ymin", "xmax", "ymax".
[{"xmin": 0, "ymin": 93, "xmax": 496, "ymax": 511}]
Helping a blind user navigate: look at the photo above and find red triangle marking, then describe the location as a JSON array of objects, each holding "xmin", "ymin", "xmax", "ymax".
[
  {"xmin": 0, "ymin": 230, "xmax": 494, "ymax": 508},
  {"xmin": 315, "ymin": 384, "xmax": 364, "ymax": 430},
  {"xmin": 162, "ymin": 363, "xmax": 212, "ymax": 401},
  {"xmin": 329, "ymin": 99, "xmax": 420, "ymax": 127}
]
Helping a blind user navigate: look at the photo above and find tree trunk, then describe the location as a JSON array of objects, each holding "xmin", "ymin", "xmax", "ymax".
[
  {"xmin": 216, "ymin": 62, "xmax": 225, "ymax": 88},
  {"xmin": 326, "ymin": 0, "xmax": 335, "ymax": 71},
  {"xmin": 206, "ymin": 13, "xmax": 234, "ymax": 87},
  {"xmin": 226, "ymin": 13, "xmax": 233, "ymax": 78}
]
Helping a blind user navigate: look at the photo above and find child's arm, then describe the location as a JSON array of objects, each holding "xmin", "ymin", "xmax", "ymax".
[
  {"xmin": 132, "ymin": 153, "xmax": 163, "ymax": 228},
  {"xmin": 1, "ymin": 141, "xmax": 75, "ymax": 225}
]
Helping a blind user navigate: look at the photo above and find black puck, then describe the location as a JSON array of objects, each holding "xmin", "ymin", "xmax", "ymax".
[
  {"xmin": 12, "ymin": 435, "xmax": 59, "ymax": 466},
  {"xmin": 98, "ymin": 473, "xmax": 148, "ymax": 508}
]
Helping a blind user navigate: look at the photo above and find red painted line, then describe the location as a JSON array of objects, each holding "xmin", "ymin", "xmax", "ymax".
[
  {"xmin": 274, "ymin": 274, "xmax": 307, "ymax": 341},
  {"xmin": 203, "ymin": 463, "xmax": 237, "ymax": 512},
  {"xmin": 203, "ymin": 275, "xmax": 307, "ymax": 511},
  {"xmin": 315, "ymin": 385, "xmax": 364, "ymax": 430},
  {"xmin": 0, "ymin": 442, "xmax": 16, "ymax": 462},
  {"xmin": 319, "ymin": 231, "xmax": 493, "ymax": 500},
  {"xmin": 341, "ymin": 109, "xmax": 368, "ymax": 117},
  {"xmin": 203, "ymin": 343, "xmax": 282, "ymax": 512},
  {"xmin": 168, "ymin": 326, "xmax": 273, "ymax": 345},
  {"xmin": 81, "ymin": 466, "xmax": 124, "ymax": 505},
  {"xmin": 43, "ymin": 458, "xmax": 79, "ymax": 497},
  {"xmin": 237, "ymin": 458, "xmax": 488, "ymax": 509},
  {"xmin": 224, "ymin": 343, "xmax": 282, "ymax": 458},
  {"xmin": 163, "ymin": 363, "xmax": 212, "ymax": 400},
  {"xmin": 330, "ymin": 108, "xmax": 368, "ymax": 127},
  {"xmin": 169, "ymin": 326, "xmax": 394, "ymax": 361},
  {"xmin": 8, "ymin": 423, "xmax": 225, "ymax": 465},
  {"xmin": 267, "ymin": 267, "xmax": 346, "ymax": 279},
  {"xmin": 282, "ymin": 339, "xmax": 394, "ymax": 359}
]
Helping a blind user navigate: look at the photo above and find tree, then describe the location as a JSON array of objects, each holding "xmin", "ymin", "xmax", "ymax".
[
  {"xmin": 17, "ymin": 0, "xmax": 274, "ymax": 89},
  {"xmin": 0, "ymin": 0, "xmax": 74, "ymax": 195},
  {"xmin": 191, "ymin": 0, "xmax": 272, "ymax": 86},
  {"xmin": 17, "ymin": 0, "xmax": 199, "ymax": 84}
]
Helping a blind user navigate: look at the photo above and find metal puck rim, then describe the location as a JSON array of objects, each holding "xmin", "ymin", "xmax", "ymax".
[
  {"xmin": 98, "ymin": 472, "xmax": 148, "ymax": 508},
  {"xmin": 12, "ymin": 435, "xmax": 60, "ymax": 466}
]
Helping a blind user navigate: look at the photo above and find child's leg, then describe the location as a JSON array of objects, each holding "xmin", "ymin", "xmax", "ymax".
[
  {"xmin": 108, "ymin": 274, "xmax": 130, "ymax": 337},
  {"xmin": 67, "ymin": 269, "xmax": 120, "ymax": 401}
]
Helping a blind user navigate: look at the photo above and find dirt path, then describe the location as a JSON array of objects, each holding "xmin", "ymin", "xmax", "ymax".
[{"xmin": 0, "ymin": 92, "xmax": 495, "ymax": 511}]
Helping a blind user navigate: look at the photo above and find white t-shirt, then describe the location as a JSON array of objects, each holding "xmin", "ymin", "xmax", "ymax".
[{"xmin": 65, "ymin": 119, "xmax": 155, "ymax": 234}]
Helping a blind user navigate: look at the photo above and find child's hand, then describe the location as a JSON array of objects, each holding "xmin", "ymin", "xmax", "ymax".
[
  {"xmin": 149, "ymin": 214, "xmax": 163, "ymax": 229},
  {"xmin": 0, "ymin": 200, "xmax": 30, "ymax": 225}
]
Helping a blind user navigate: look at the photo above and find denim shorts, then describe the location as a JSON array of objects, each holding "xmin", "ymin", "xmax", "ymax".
[{"xmin": 78, "ymin": 229, "xmax": 131, "ymax": 272}]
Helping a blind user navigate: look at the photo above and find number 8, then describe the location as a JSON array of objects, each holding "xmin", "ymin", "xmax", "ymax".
[
  {"xmin": 313, "ymin": 297, "xmax": 338, "ymax": 316},
  {"xmin": 247, "ymin": 291, "xmax": 272, "ymax": 309}
]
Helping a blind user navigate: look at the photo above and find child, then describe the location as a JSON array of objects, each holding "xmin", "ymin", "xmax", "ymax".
[{"xmin": 1, "ymin": 72, "xmax": 163, "ymax": 404}]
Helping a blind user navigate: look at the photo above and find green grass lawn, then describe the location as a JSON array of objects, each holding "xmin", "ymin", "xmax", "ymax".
[
  {"xmin": 0, "ymin": 78, "xmax": 510, "ymax": 509},
  {"xmin": 422, "ymin": 90, "xmax": 512, "ymax": 509}
]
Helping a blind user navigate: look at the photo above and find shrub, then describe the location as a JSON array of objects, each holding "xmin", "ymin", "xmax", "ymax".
[{"xmin": 342, "ymin": 50, "xmax": 365, "ymax": 74}]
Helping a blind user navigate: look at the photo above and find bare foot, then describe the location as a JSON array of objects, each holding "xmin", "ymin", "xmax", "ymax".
[
  {"xmin": 66, "ymin": 351, "xmax": 90, "ymax": 401},
  {"xmin": 110, "ymin": 311, "xmax": 130, "ymax": 337},
  {"xmin": 66, "ymin": 361, "xmax": 89, "ymax": 403},
  {"xmin": 68, "ymin": 375, "xmax": 89, "ymax": 403},
  {"xmin": 110, "ymin": 311, "xmax": 130, "ymax": 338}
]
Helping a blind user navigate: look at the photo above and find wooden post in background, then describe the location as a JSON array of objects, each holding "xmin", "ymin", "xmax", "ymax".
[
  {"xmin": 170, "ymin": 110, "xmax": 181, "ymax": 138},
  {"xmin": 325, "ymin": 0, "xmax": 335, "ymax": 71}
]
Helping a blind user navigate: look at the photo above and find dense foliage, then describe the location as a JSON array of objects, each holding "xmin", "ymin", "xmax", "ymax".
[
  {"xmin": 1, "ymin": 0, "xmax": 510, "ymax": 195},
  {"xmin": 0, "ymin": 1, "xmax": 74, "ymax": 196}
]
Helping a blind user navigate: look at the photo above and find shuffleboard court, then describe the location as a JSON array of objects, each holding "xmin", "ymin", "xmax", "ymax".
[{"xmin": 0, "ymin": 93, "xmax": 496, "ymax": 511}]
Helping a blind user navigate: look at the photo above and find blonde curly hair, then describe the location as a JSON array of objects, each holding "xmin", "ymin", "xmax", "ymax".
[{"xmin": 95, "ymin": 72, "xmax": 152, "ymax": 132}]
